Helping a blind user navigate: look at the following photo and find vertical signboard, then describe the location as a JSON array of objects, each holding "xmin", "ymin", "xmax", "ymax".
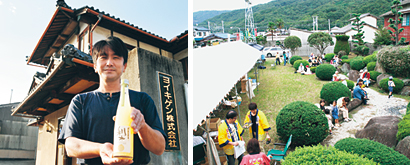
[{"xmin": 158, "ymin": 72, "xmax": 180, "ymax": 150}]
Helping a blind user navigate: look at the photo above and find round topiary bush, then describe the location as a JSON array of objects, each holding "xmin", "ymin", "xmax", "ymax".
[
  {"xmin": 367, "ymin": 62, "xmax": 376, "ymax": 71},
  {"xmin": 320, "ymin": 81, "xmax": 351, "ymax": 103},
  {"xmin": 397, "ymin": 113, "xmax": 410, "ymax": 142},
  {"xmin": 315, "ymin": 64, "xmax": 336, "ymax": 80},
  {"xmin": 290, "ymin": 56, "xmax": 303, "ymax": 65},
  {"xmin": 335, "ymin": 137, "xmax": 410, "ymax": 165},
  {"xmin": 341, "ymin": 59, "xmax": 351, "ymax": 64},
  {"xmin": 380, "ymin": 78, "xmax": 404, "ymax": 94},
  {"xmin": 276, "ymin": 101, "xmax": 328, "ymax": 146},
  {"xmin": 310, "ymin": 66, "xmax": 316, "ymax": 73},
  {"xmin": 341, "ymin": 55, "xmax": 349, "ymax": 59},
  {"xmin": 283, "ymin": 145, "xmax": 377, "ymax": 165},
  {"xmin": 363, "ymin": 54, "xmax": 377, "ymax": 65},
  {"xmin": 350, "ymin": 58, "xmax": 366, "ymax": 71},
  {"xmin": 369, "ymin": 71, "xmax": 381, "ymax": 80},
  {"xmin": 293, "ymin": 60, "xmax": 309, "ymax": 70},
  {"xmin": 378, "ymin": 46, "xmax": 410, "ymax": 78},
  {"xmin": 346, "ymin": 79, "xmax": 354, "ymax": 90},
  {"xmin": 325, "ymin": 53, "xmax": 335, "ymax": 62}
]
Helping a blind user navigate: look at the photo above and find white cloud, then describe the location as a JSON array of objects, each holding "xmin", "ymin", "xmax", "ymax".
[
  {"xmin": 9, "ymin": 3, "xmax": 16, "ymax": 13},
  {"xmin": 0, "ymin": 1, "xmax": 3, "ymax": 6}
]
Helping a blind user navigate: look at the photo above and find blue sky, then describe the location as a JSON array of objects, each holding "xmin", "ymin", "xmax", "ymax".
[
  {"xmin": 0, "ymin": 0, "xmax": 187, "ymax": 105},
  {"xmin": 194, "ymin": 0, "xmax": 272, "ymax": 12}
]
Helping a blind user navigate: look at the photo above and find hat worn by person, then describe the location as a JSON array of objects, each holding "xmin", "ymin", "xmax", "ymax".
[{"xmin": 389, "ymin": 76, "xmax": 393, "ymax": 80}]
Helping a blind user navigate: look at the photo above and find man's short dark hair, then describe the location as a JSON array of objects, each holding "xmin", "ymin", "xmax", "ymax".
[
  {"xmin": 92, "ymin": 36, "xmax": 128, "ymax": 64},
  {"xmin": 344, "ymin": 97, "xmax": 350, "ymax": 104},
  {"xmin": 246, "ymin": 138, "xmax": 261, "ymax": 154},
  {"xmin": 248, "ymin": 102, "xmax": 257, "ymax": 110},
  {"xmin": 226, "ymin": 110, "xmax": 238, "ymax": 119}
]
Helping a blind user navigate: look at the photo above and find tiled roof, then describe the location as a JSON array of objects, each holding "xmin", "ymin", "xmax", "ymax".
[
  {"xmin": 194, "ymin": 26, "xmax": 210, "ymax": 31},
  {"xmin": 348, "ymin": 13, "xmax": 379, "ymax": 21}
]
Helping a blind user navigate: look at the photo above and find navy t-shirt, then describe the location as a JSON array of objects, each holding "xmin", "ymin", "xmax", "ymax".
[{"xmin": 58, "ymin": 90, "xmax": 166, "ymax": 164}]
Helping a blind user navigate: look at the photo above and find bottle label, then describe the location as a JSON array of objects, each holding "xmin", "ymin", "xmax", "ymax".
[{"xmin": 114, "ymin": 125, "xmax": 131, "ymax": 153}]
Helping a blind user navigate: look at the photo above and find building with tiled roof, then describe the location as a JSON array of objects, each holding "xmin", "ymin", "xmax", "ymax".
[
  {"xmin": 12, "ymin": 1, "xmax": 187, "ymax": 164},
  {"xmin": 380, "ymin": 0, "xmax": 410, "ymax": 44},
  {"xmin": 331, "ymin": 13, "xmax": 378, "ymax": 43}
]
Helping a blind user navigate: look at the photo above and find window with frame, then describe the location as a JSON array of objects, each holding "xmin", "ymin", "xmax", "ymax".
[{"xmin": 402, "ymin": 14, "xmax": 409, "ymax": 26}]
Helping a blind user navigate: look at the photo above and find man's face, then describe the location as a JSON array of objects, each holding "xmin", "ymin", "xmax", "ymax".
[
  {"xmin": 250, "ymin": 109, "xmax": 257, "ymax": 116},
  {"xmin": 358, "ymin": 81, "xmax": 363, "ymax": 86},
  {"xmin": 227, "ymin": 117, "xmax": 237, "ymax": 124},
  {"xmin": 94, "ymin": 46, "xmax": 127, "ymax": 82}
]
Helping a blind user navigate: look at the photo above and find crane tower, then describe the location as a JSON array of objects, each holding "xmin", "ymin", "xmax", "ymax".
[{"xmin": 244, "ymin": 0, "xmax": 256, "ymax": 43}]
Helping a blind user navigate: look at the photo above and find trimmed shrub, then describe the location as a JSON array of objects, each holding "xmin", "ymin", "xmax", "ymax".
[
  {"xmin": 408, "ymin": 102, "xmax": 410, "ymax": 113},
  {"xmin": 325, "ymin": 53, "xmax": 335, "ymax": 62},
  {"xmin": 334, "ymin": 35, "xmax": 350, "ymax": 55},
  {"xmin": 380, "ymin": 78, "xmax": 404, "ymax": 94},
  {"xmin": 341, "ymin": 55, "xmax": 349, "ymax": 59},
  {"xmin": 335, "ymin": 137, "xmax": 410, "ymax": 165},
  {"xmin": 320, "ymin": 81, "xmax": 351, "ymax": 103},
  {"xmin": 363, "ymin": 53, "xmax": 377, "ymax": 65},
  {"xmin": 354, "ymin": 45, "xmax": 370, "ymax": 56},
  {"xmin": 293, "ymin": 60, "xmax": 309, "ymax": 70},
  {"xmin": 367, "ymin": 62, "xmax": 376, "ymax": 71},
  {"xmin": 310, "ymin": 66, "xmax": 316, "ymax": 73},
  {"xmin": 369, "ymin": 71, "xmax": 381, "ymax": 81},
  {"xmin": 350, "ymin": 58, "xmax": 366, "ymax": 71},
  {"xmin": 378, "ymin": 46, "xmax": 410, "ymax": 78},
  {"xmin": 338, "ymin": 50, "xmax": 347, "ymax": 57},
  {"xmin": 276, "ymin": 101, "xmax": 328, "ymax": 146},
  {"xmin": 397, "ymin": 113, "xmax": 410, "ymax": 141},
  {"xmin": 341, "ymin": 59, "xmax": 351, "ymax": 64},
  {"xmin": 283, "ymin": 145, "xmax": 377, "ymax": 165},
  {"xmin": 290, "ymin": 56, "xmax": 303, "ymax": 65},
  {"xmin": 315, "ymin": 64, "xmax": 336, "ymax": 80},
  {"xmin": 346, "ymin": 80, "xmax": 354, "ymax": 90}
]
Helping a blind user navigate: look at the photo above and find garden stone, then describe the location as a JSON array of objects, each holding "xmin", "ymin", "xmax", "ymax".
[
  {"xmin": 341, "ymin": 63, "xmax": 350, "ymax": 73},
  {"xmin": 355, "ymin": 116, "xmax": 400, "ymax": 148},
  {"xmin": 395, "ymin": 136, "xmax": 410, "ymax": 160},
  {"xmin": 377, "ymin": 73, "xmax": 391, "ymax": 87},
  {"xmin": 399, "ymin": 86, "xmax": 410, "ymax": 96},
  {"xmin": 348, "ymin": 70, "xmax": 360, "ymax": 82},
  {"xmin": 347, "ymin": 98, "xmax": 362, "ymax": 111},
  {"xmin": 337, "ymin": 68, "xmax": 342, "ymax": 74},
  {"xmin": 374, "ymin": 61, "xmax": 385, "ymax": 74},
  {"xmin": 403, "ymin": 79, "xmax": 410, "ymax": 86}
]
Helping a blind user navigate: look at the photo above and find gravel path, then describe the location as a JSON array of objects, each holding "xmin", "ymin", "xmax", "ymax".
[{"xmin": 322, "ymin": 87, "xmax": 408, "ymax": 146}]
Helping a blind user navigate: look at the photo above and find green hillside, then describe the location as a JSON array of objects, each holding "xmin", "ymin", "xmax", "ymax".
[
  {"xmin": 197, "ymin": 0, "xmax": 393, "ymax": 33},
  {"xmin": 193, "ymin": 10, "xmax": 230, "ymax": 25}
]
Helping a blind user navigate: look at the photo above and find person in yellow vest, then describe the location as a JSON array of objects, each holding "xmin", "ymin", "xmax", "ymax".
[
  {"xmin": 244, "ymin": 103, "xmax": 271, "ymax": 144},
  {"xmin": 218, "ymin": 110, "xmax": 244, "ymax": 165}
]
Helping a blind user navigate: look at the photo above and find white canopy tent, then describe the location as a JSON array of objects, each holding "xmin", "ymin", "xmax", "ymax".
[{"xmin": 192, "ymin": 41, "xmax": 262, "ymax": 128}]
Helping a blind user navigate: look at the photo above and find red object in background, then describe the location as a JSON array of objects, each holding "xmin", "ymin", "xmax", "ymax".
[
  {"xmin": 383, "ymin": 16, "xmax": 410, "ymax": 44},
  {"xmin": 254, "ymin": 28, "xmax": 257, "ymax": 37},
  {"xmin": 236, "ymin": 33, "xmax": 240, "ymax": 40}
]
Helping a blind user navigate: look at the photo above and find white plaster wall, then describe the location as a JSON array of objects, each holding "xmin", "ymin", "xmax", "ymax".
[
  {"xmin": 361, "ymin": 17, "xmax": 377, "ymax": 27},
  {"xmin": 345, "ymin": 26, "xmax": 376, "ymax": 43},
  {"xmin": 92, "ymin": 26, "xmax": 111, "ymax": 45},
  {"xmin": 174, "ymin": 48, "xmax": 187, "ymax": 61},
  {"xmin": 113, "ymin": 31, "xmax": 138, "ymax": 48},
  {"xmin": 289, "ymin": 29, "xmax": 336, "ymax": 56},
  {"xmin": 139, "ymin": 41, "xmax": 160, "ymax": 54}
]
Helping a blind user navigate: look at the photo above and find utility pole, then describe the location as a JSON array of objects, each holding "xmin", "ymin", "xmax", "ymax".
[
  {"xmin": 208, "ymin": 21, "xmax": 211, "ymax": 33},
  {"xmin": 328, "ymin": 19, "xmax": 331, "ymax": 34},
  {"xmin": 10, "ymin": 89, "xmax": 13, "ymax": 103},
  {"xmin": 222, "ymin": 21, "xmax": 224, "ymax": 33}
]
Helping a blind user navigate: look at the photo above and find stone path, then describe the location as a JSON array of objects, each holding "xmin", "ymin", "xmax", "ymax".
[{"xmin": 322, "ymin": 87, "xmax": 408, "ymax": 146}]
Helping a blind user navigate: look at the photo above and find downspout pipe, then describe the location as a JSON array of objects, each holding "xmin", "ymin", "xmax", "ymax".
[{"xmin": 89, "ymin": 13, "xmax": 103, "ymax": 55}]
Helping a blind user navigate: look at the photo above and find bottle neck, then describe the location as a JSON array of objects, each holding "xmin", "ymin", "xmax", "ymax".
[{"xmin": 119, "ymin": 83, "xmax": 130, "ymax": 107}]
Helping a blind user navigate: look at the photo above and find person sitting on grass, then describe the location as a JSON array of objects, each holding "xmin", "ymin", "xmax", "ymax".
[
  {"xmin": 332, "ymin": 71, "xmax": 339, "ymax": 81},
  {"xmin": 324, "ymin": 109, "xmax": 334, "ymax": 134},
  {"xmin": 304, "ymin": 65, "xmax": 312, "ymax": 75},
  {"xmin": 353, "ymin": 79, "xmax": 368, "ymax": 105},
  {"xmin": 337, "ymin": 97, "xmax": 351, "ymax": 122},
  {"xmin": 297, "ymin": 63, "xmax": 304, "ymax": 73},
  {"xmin": 331, "ymin": 100, "xmax": 340, "ymax": 128},
  {"xmin": 240, "ymin": 138, "xmax": 271, "ymax": 165},
  {"xmin": 388, "ymin": 76, "xmax": 395, "ymax": 98}
]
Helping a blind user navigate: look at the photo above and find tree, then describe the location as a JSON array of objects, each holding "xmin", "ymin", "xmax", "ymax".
[
  {"xmin": 373, "ymin": 27, "xmax": 393, "ymax": 46},
  {"xmin": 284, "ymin": 36, "xmax": 302, "ymax": 55},
  {"xmin": 307, "ymin": 32, "xmax": 334, "ymax": 55},
  {"xmin": 351, "ymin": 13, "xmax": 365, "ymax": 46},
  {"xmin": 334, "ymin": 35, "xmax": 350, "ymax": 55},
  {"xmin": 256, "ymin": 35, "xmax": 267, "ymax": 45},
  {"xmin": 276, "ymin": 18, "xmax": 285, "ymax": 34},
  {"xmin": 388, "ymin": 0, "xmax": 406, "ymax": 45},
  {"xmin": 268, "ymin": 22, "xmax": 276, "ymax": 46}
]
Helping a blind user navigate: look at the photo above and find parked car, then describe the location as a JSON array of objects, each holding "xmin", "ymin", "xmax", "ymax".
[{"xmin": 263, "ymin": 47, "xmax": 288, "ymax": 57}]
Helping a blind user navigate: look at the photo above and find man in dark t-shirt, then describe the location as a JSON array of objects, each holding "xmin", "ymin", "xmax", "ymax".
[{"xmin": 58, "ymin": 36, "xmax": 166, "ymax": 165}]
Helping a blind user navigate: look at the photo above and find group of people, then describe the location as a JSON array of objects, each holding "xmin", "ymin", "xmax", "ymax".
[
  {"xmin": 218, "ymin": 103, "xmax": 272, "ymax": 165},
  {"xmin": 296, "ymin": 63, "xmax": 312, "ymax": 75},
  {"xmin": 274, "ymin": 50, "xmax": 292, "ymax": 66},
  {"xmin": 308, "ymin": 53, "xmax": 324, "ymax": 67},
  {"xmin": 320, "ymin": 97, "xmax": 351, "ymax": 134}
]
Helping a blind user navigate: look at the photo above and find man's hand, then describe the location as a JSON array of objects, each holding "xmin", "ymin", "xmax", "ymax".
[
  {"xmin": 130, "ymin": 107, "xmax": 146, "ymax": 133},
  {"xmin": 112, "ymin": 107, "xmax": 146, "ymax": 134},
  {"xmin": 100, "ymin": 143, "xmax": 133, "ymax": 165},
  {"xmin": 230, "ymin": 142, "xmax": 239, "ymax": 146}
]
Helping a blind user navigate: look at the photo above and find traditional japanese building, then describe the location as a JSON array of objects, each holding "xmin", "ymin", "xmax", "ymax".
[
  {"xmin": 11, "ymin": 1, "xmax": 187, "ymax": 165},
  {"xmin": 380, "ymin": 0, "xmax": 410, "ymax": 44}
]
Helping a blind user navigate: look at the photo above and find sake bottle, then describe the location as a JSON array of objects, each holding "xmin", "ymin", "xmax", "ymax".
[{"xmin": 113, "ymin": 79, "xmax": 134, "ymax": 159}]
